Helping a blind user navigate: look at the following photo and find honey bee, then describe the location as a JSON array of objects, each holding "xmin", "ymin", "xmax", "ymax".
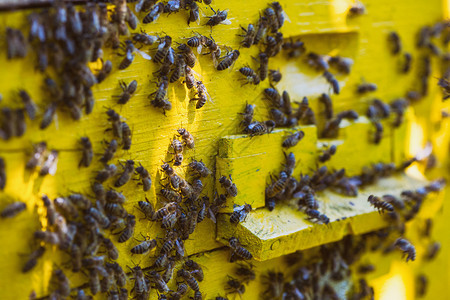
[
  {"xmin": 226, "ymin": 277, "xmax": 245, "ymax": 296},
  {"xmin": 240, "ymin": 103, "xmax": 255, "ymax": 128},
  {"xmin": 106, "ymin": 109, "xmax": 122, "ymax": 139},
  {"xmin": 78, "ymin": 137, "xmax": 93, "ymax": 168},
  {"xmin": 134, "ymin": 163, "xmax": 151, "ymax": 192},
  {"xmin": 130, "ymin": 266, "xmax": 149, "ymax": 298},
  {"xmin": 88, "ymin": 205, "xmax": 110, "ymax": 229},
  {"xmin": 161, "ymin": 186, "xmax": 183, "ymax": 203},
  {"xmin": 372, "ymin": 99, "xmax": 391, "ymax": 118},
  {"xmin": 184, "ymin": 66, "xmax": 197, "ymax": 90},
  {"xmin": 230, "ymin": 204, "xmax": 252, "ymax": 224},
  {"xmin": 348, "ymin": 1, "xmax": 366, "ymax": 16},
  {"xmin": 304, "ymin": 208, "xmax": 330, "ymax": 224},
  {"xmin": 118, "ymin": 214, "xmax": 135, "ymax": 243},
  {"xmin": 269, "ymin": 109, "xmax": 287, "ymax": 127},
  {"xmin": 239, "ymin": 24, "xmax": 256, "ymax": 48},
  {"xmin": 96, "ymin": 60, "xmax": 112, "ymax": 83},
  {"xmin": 154, "ymin": 252, "xmax": 169, "ymax": 269},
  {"xmin": 417, "ymin": 274, "xmax": 428, "ymax": 297},
  {"xmin": 52, "ymin": 269, "xmax": 71, "ymax": 297},
  {"xmin": 162, "ymin": 205, "xmax": 181, "ymax": 229},
  {"xmin": 115, "ymin": 160, "xmax": 134, "ymax": 187},
  {"xmin": 388, "ymin": 31, "xmax": 402, "ymax": 55},
  {"xmin": 219, "ymin": 175, "xmax": 238, "ymax": 197},
  {"xmin": 229, "ymin": 237, "xmax": 253, "ymax": 261},
  {"xmin": 187, "ymin": 206, "xmax": 199, "ymax": 234},
  {"xmin": 254, "ymin": 16, "xmax": 269, "ymax": 45},
  {"xmin": 171, "ymin": 283, "xmax": 189, "ymax": 300},
  {"xmin": 175, "ymin": 128, "xmax": 194, "ymax": 150},
  {"xmin": 423, "ymin": 218, "xmax": 433, "ymax": 237},
  {"xmin": 28, "ymin": 12, "xmax": 46, "ymax": 43},
  {"xmin": 153, "ymin": 202, "xmax": 178, "ymax": 221},
  {"xmin": 133, "ymin": 29, "xmax": 158, "ymax": 46},
  {"xmin": 135, "ymin": 0, "xmax": 157, "ymax": 13},
  {"xmin": 143, "ymin": 2, "xmax": 165, "ymax": 24},
  {"xmin": 238, "ymin": 66, "xmax": 260, "ymax": 85},
  {"xmin": 217, "ymin": 50, "xmax": 240, "ymax": 71},
  {"xmin": 41, "ymin": 195, "xmax": 57, "ymax": 226},
  {"xmin": 18, "ymin": 90, "xmax": 37, "ymax": 121},
  {"xmin": 178, "ymin": 43, "xmax": 196, "ymax": 68},
  {"xmin": 131, "ymin": 236, "xmax": 157, "ymax": 254},
  {"xmin": 161, "ymin": 163, "xmax": 181, "ymax": 189},
  {"xmin": 102, "ymin": 237, "xmax": 119, "ymax": 260},
  {"xmin": 99, "ymin": 139, "xmax": 118, "ymax": 164},
  {"xmin": 208, "ymin": 193, "xmax": 227, "ymax": 223},
  {"xmin": 148, "ymin": 270, "xmax": 170, "ymax": 293},
  {"xmin": 39, "ymin": 150, "xmax": 58, "ymax": 176},
  {"xmin": 307, "ymin": 52, "xmax": 329, "ymax": 71},
  {"xmin": 115, "ymin": 80, "xmax": 137, "ymax": 105},
  {"xmin": 106, "ymin": 189, "xmax": 126, "ymax": 204},
  {"xmin": 40, "ymin": 101, "xmax": 57, "ymax": 129},
  {"xmin": 22, "ymin": 246, "xmax": 45, "ymax": 273},
  {"xmin": 54, "ymin": 197, "xmax": 78, "ymax": 219},
  {"xmin": 126, "ymin": 6, "xmax": 139, "ymax": 29},
  {"xmin": 188, "ymin": 2, "xmax": 200, "ymax": 26},
  {"xmin": 401, "ymin": 53, "xmax": 412, "ymax": 73},
  {"xmin": 394, "ymin": 238, "xmax": 416, "ymax": 261},
  {"xmin": 188, "ymin": 160, "xmax": 211, "ymax": 178},
  {"xmin": 265, "ymin": 32, "xmax": 283, "ymax": 57},
  {"xmin": 6, "ymin": 27, "xmax": 27, "ymax": 59},
  {"xmin": 373, "ymin": 121, "xmax": 383, "ymax": 144},
  {"xmin": 367, "ymin": 195, "xmax": 394, "ymax": 213},
  {"xmin": 150, "ymin": 76, "xmax": 171, "ymax": 113},
  {"xmin": 357, "ymin": 82, "xmax": 377, "ymax": 94},
  {"xmin": 154, "ymin": 36, "xmax": 173, "ymax": 64},
  {"xmin": 282, "ymin": 130, "xmax": 305, "ymax": 148},
  {"xmin": 425, "ymin": 242, "xmax": 441, "ymax": 260},
  {"xmin": 264, "ymin": 87, "xmax": 282, "ymax": 107},
  {"xmin": 269, "ymin": 69, "xmax": 282, "ymax": 83},
  {"xmin": 0, "ymin": 158, "xmax": 5, "ymax": 191},
  {"xmin": 107, "ymin": 262, "xmax": 127, "ymax": 287},
  {"xmin": 105, "ymin": 202, "xmax": 127, "ymax": 219},
  {"xmin": 206, "ymin": 8, "xmax": 231, "ymax": 27},
  {"xmin": 197, "ymin": 196, "xmax": 209, "ymax": 223},
  {"xmin": 170, "ymin": 54, "xmax": 186, "ymax": 83},
  {"xmin": 247, "ymin": 120, "xmax": 276, "ymax": 136},
  {"xmin": 177, "ymin": 269, "xmax": 200, "ymax": 291},
  {"xmin": 405, "ymin": 91, "xmax": 422, "ymax": 102},
  {"xmin": 162, "ymin": 258, "xmax": 176, "ymax": 283},
  {"xmin": 34, "ymin": 230, "xmax": 60, "ymax": 245},
  {"xmin": 323, "ymin": 71, "xmax": 340, "ymax": 94},
  {"xmin": 319, "ymin": 145, "xmax": 337, "ymax": 163},
  {"xmin": 118, "ymin": 40, "xmax": 135, "ymax": 70},
  {"xmin": 328, "ymin": 56, "xmax": 353, "ymax": 74},
  {"xmin": 191, "ymin": 81, "xmax": 211, "ymax": 109}
]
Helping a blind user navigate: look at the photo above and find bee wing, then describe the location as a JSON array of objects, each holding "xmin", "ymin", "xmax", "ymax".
[
  {"xmin": 196, "ymin": 45, "xmax": 203, "ymax": 54},
  {"xmin": 207, "ymin": 207, "xmax": 217, "ymax": 223},
  {"xmin": 135, "ymin": 0, "xmax": 143, "ymax": 12},
  {"xmin": 136, "ymin": 48, "xmax": 152, "ymax": 60},
  {"xmin": 48, "ymin": 157, "xmax": 58, "ymax": 176},
  {"xmin": 220, "ymin": 19, "xmax": 232, "ymax": 25},
  {"xmin": 233, "ymin": 204, "xmax": 244, "ymax": 212},
  {"xmin": 238, "ymin": 211, "xmax": 247, "ymax": 222},
  {"xmin": 283, "ymin": 11, "xmax": 291, "ymax": 23},
  {"xmin": 175, "ymin": 238, "xmax": 185, "ymax": 257}
]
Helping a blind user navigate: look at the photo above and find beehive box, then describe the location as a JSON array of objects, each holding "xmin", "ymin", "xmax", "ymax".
[{"xmin": 0, "ymin": 0, "xmax": 449, "ymax": 299}]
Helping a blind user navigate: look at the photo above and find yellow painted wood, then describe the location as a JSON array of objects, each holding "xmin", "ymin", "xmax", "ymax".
[
  {"xmin": 0, "ymin": 0, "xmax": 448, "ymax": 299},
  {"xmin": 216, "ymin": 125, "xmax": 317, "ymax": 211},
  {"xmin": 216, "ymin": 174, "xmax": 439, "ymax": 261}
]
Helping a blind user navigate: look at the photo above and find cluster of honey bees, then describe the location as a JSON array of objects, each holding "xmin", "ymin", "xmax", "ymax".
[{"xmin": 0, "ymin": 0, "xmax": 448, "ymax": 299}]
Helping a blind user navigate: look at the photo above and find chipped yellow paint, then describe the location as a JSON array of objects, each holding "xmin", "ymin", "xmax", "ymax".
[{"xmin": 0, "ymin": 0, "xmax": 448, "ymax": 299}]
